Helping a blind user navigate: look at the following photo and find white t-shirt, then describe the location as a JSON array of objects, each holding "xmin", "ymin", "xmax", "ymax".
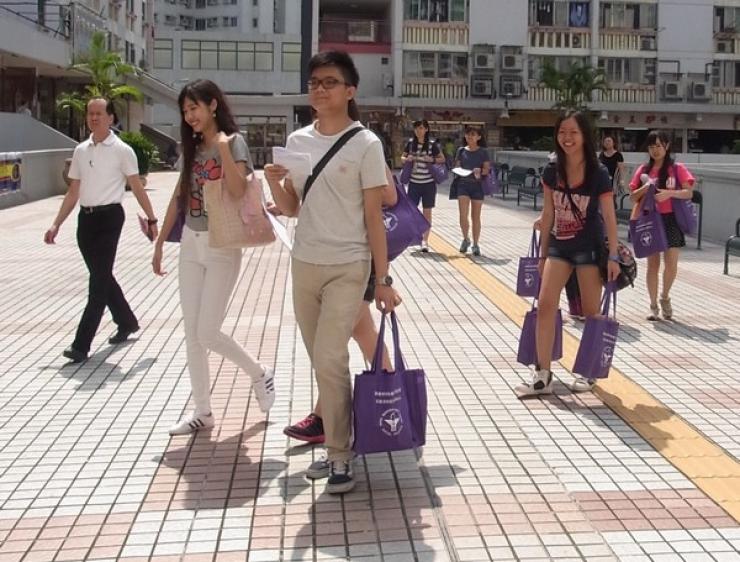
[
  {"xmin": 68, "ymin": 131, "xmax": 139, "ymax": 207},
  {"xmin": 287, "ymin": 121, "xmax": 387, "ymax": 265}
]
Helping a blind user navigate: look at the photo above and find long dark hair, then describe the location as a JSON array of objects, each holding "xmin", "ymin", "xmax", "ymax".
[
  {"xmin": 410, "ymin": 119, "xmax": 431, "ymax": 152},
  {"xmin": 553, "ymin": 110, "xmax": 599, "ymax": 224},
  {"xmin": 177, "ymin": 80, "xmax": 238, "ymax": 203},
  {"xmin": 308, "ymin": 50, "xmax": 361, "ymax": 121},
  {"xmin": 644, "ymin": 129, "xmax": 674, "ymax": 189}
]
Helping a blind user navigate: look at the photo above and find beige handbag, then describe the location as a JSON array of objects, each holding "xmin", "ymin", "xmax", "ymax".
[{"xmin": 203, "ymin": 175, "xmax": 276, "ymax": 249}]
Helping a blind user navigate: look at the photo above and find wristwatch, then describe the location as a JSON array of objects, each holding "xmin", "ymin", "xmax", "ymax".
[
  {"xmin": 608, "ymin": 255, "xmax": 620, "ymax": 262},
  {"xmin": 376, "ymin": 275, "xmax": 393, "ymax": 287},
  {"xmin": 147, "ymin": 218, "xmax": 158, "ymax": 225}
]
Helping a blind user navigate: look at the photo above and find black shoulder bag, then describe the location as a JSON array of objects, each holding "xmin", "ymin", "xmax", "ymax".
[{"xmin": 301, "ymin": 127, "xmax": 364, "ymax": 203}]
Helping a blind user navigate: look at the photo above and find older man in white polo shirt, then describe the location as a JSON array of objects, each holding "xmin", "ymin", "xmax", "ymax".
[{"xmin": 44, "ymin": 98, "xmax": 159, "ymax": 363}]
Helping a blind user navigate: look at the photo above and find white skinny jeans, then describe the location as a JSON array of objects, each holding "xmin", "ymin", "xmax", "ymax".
[{"xmin": 178, "ymin": 226, "xmax": 262, "ymax": 414}]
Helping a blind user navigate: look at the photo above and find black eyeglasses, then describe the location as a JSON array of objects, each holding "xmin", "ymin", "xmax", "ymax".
[{"xmin": 307, "ymin": 77, "xmax": 351, "ymax": 90}]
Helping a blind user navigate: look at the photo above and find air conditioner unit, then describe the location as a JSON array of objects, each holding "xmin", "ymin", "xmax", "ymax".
[
  {"xmin": 501, "ymin": 54, "xmax": 523, "ymax": 71},
  {"xmin": 690, "ymin": 81, "xmax": 712, "ymax": 100},
  {"xmin": 471, "ymin": 77, "xmax": 494, "ymax": 98},
  {"xmin": 640, "ymin": 37, "xmax": 656, "ymax": 51},
  {"xmin": 500, "ymin": 76, "xmax": 523, "ymax": 98},
  {"xmin": 716, "ymin": 39, "xmax": 734, "ymax": 53},
  {"xmin": 572, "ymin": 35, "xmax": 582, "ymax": 48},
  {"xmin": 662, "ymin": 80, "xmax": 683, "ymax": 100},
  {"xmin": 473, "ymin": 53, "xmax": 495, "ymax": 71}
]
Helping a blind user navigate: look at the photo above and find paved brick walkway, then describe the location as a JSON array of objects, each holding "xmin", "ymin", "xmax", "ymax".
[{"xmin": 0, "ymin": 171, "xmax": 739, "ymax": 561}]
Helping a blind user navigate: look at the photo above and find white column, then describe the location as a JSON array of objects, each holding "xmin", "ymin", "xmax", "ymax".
[{"xmin": 392, "ymin": 0, "xmax": 403, "ymax": 99}]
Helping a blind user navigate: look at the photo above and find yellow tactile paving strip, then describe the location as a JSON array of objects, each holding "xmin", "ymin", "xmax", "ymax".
[{"xmin": 428, "ymin": 231, "xmax": 740, "ymax": 522}]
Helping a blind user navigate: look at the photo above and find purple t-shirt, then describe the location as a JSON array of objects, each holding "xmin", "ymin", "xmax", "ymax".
[{"xmin": 456, "ymin": 147, "xmax": 490, "ymax": 184}]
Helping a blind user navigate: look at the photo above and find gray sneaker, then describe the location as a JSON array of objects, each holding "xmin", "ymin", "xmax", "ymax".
[
  {"xmin": 326, "ymin": 460, "xmax": 355, "ymax": 494},
  {"xmin": 459, "ymin": 238, "xmax": 471, "ymax": 253},
  {"xmin": 305, "ymin": 454, "xmax": 330, "ymax": 480},
  {"xmin": 571, "ymin": 376, "xmax": 596, "ymax": 393}
]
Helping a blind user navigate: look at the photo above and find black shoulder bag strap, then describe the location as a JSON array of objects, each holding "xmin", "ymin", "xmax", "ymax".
[{"xmin": 302, "ymin": 126, "xmax": 364, "ymax": 203}]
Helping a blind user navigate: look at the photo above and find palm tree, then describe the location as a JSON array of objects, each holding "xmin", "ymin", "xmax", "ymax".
[
  {"xmin": 56, "ymin": 31, "xmax": 144, "ymax": 136},
  {"xmin": 541, "ymin": 60, "xmax": 608, "ymax": 112}
]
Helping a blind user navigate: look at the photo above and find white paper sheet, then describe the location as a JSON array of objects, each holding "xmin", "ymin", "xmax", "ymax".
[
  {"xmin": 266, "ymin": 210, "xmax": 292, "ymax": 251},
  {"xmin": 272, "ymin": 147, "xmax": 312, "ymax": 182},
  {"xmin": 452, "ymin": 167, "xmax": 473, "ymax": 177}
]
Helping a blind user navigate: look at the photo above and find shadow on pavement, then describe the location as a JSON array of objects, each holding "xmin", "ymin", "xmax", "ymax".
[
  {"xmin": 56, "ymin": 349, "xmax": 156, "ymax": 391},
  {"xmin": 156, "ymin": 421, "xmax": 284, "ymax": 510},
  {"xmin": 654, "ymin": 319, "xmax": 734, "ymax": 343},
  {"xmin": 285, "ymin": 452, "xmax": 465, "ymax": 561}
]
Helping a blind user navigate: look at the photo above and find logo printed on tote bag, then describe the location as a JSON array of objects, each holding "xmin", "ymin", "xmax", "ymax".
[
  {"xmin": 524, "ymin": 273, "xmax": 535, "ymax": 288},
  {"xmin": 383, "ymin": 211, "xmax": 399, "ymax": 233},
  {"xmin": 380, "ymin": 409, "xmax": 404, "ymax": 437},
  {"xmin": 640, "ymin": 230, "xmax": 653, "ymax": 247},
  {"xmin": 601, "ymin": 346, "xmax": 613, "ymax": 368}
]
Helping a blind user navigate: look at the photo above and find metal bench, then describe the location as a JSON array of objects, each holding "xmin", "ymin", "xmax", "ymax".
[
  {"xmin": 498, "ymin": 163, "xmax": 510, "ymax": 199},
  {"xmin": 724, "ymin": 218, "xmax": 740, "ymax": 274},
  {"xmin": 514, "ymin": 167, "xmax": 542, "ymax": 210}
]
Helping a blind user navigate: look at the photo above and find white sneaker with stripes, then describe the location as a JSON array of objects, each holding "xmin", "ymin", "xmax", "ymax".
[
  {"xmin": 252, "ymin": 365, "xmax": 276, "ymax": 413},
  {"xmin": 168, "ymin": 412, "xmax": 215, "ymax": 436}
]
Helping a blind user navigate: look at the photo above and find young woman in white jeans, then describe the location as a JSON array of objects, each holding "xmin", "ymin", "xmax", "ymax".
[{"xmin": 153, "ymin": 79, "xmax": 275, "ymax": 435}]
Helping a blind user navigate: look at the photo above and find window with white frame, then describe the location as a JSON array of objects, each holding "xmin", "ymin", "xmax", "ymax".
[
  {"xmin": 404, "ymin": 0, "xmax": 467, "ymax": 23},
  {"xmin": 529, "ymin": 0, "xmax": 592, "ymax": 27},
  {"xmin": 281, "ymin": 43, "xmax": 301, "ymax": 72},
  {"xmin": 153, "ymin": 38, "xmax": 173, "ymax": 68},
  {"xmin": 404, "ymin": 51, "xmax": 468, "ymax": 79},
  {"xmin": 600, "ymin": 2, "xmax": 657, "ymax": 29},
  {"xmin": 598, "ymin": 57, "xmax": 655, "ymax": 84},
  {"xmin": 528, "ymin": 55, "xmax": 589, "ymax": 81},
  {"xmin": 714, "ymin": 6, "xmax": 740, "ymax": 33}
]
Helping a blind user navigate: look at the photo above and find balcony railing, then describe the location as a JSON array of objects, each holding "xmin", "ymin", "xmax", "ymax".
[
  {"xmin": 403, "ymin": 79, "xmax": 468, "ymax": 100},
  {"xmin": 527, "ymin": 85, "xmax": 656, "ymax": 104},
  {"xmin": 0, "ymin": 1, "xmax": 73, "ymax": 38},
  {"xmin": 319, "ymin": 19, "xmax": 391, "ymax": 45},
  {"xmin": 714, "ymin": 36, "xmax": 739, "ymax": 54},
  {"xmin": 599, "ymin": 30, "xmax": 657, "ymax": 52},
  {"xmin": 403, "ymin": 21, "xmax": 468, "ymax": 47},
  {"xmin": 529, "ymin": 27, "xmax": 590, "ymax": 50},
  {"xmin": 713, "ymin": 87, "xmax": 740, "ymax": 105}
]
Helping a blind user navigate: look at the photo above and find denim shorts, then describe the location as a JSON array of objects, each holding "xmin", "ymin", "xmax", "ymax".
[
  {"xmin": 547, "ymin": 243, "xmax": 600, "ymax": 267},
  {"xmin": 456, "ymin": 180, "xmax": 484, "ymax": 201}
]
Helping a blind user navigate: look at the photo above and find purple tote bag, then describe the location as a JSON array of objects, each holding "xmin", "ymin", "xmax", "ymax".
[
  {"xmin": 385, "ymin": 176, "xmax": 430, "ymax": 261},
  {"xmin": 481, "ymin": 168, "xmax": 501, "ymax": 196},
  {"xmin": 517, "ymin": 301, "xmax": 563, "ymax": 366},
  {"xmin": 353, "ymin": 312, "xmax": 427, "ymax": 455},
  {"xmin": 517, "ymin": 230, "xmax": 541, "ymax": 297},
  {"xmin": 672, "ymin": 197, "xmax": 698, "ymax": 236},
  {"xmin": 573, "ymin": 283, "xmax": 620, "ymax": 379},
  {"xmin": 399, "ymin": 159, "xmax": 413, "ymax": 185},
  {"xmin": 429, "ymin": 162, "xmax": 449, "ymax": 184},
  {"xmin": 629, "ymin": 184, "xmax": 668, "ymax": 258}
]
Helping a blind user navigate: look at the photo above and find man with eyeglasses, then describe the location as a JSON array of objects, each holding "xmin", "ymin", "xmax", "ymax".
[{"xmin": 44, "ymin": 98, "xmax": 158, "ymax": 363}]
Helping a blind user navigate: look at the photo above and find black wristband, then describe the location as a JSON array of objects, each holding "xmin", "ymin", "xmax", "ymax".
[{"xmin": 147, "ymin": 218, "xmax": 158, "ymax": 225}]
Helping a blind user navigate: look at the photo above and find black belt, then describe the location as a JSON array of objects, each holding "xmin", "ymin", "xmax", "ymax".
[{"xmin": 80, "ymin": 203, "xmax": 121, "ymax": 214}]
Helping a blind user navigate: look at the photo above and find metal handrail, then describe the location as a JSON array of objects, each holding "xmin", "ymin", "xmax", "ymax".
[{"xmin": 0, "ymin": 1, "xmax": 72, "ymax": 38}]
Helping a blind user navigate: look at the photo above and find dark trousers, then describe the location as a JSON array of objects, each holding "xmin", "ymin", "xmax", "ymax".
[{"xmin": 71, "ymin": 204, "xmax": 138, "ymax": 353}]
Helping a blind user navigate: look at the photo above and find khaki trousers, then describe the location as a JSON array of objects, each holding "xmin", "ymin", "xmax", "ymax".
[{"xmin": 291, "ymin": 257, "xmax": 371, "ymax": 462}]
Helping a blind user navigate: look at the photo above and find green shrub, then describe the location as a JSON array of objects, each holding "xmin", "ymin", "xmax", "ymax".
[
  {"xmin": 120, "ymin": 131, "xmax": 159, "ymax": 175},
  {"xmin": 531, "ymin": 136, "xmax": 554, "ymax": 152},
  {"xmin": 733, "ymin": 139, "xmax": 740, "ymax": 154}
]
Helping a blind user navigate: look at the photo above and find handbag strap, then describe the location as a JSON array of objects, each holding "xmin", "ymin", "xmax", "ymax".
[
  {"xmin": 600, "ymin": 282, "xmax": 618, "ymax": 318},
  {"xmin": 371, "ymin": 311, "xmax": 406, "ymax": 374},
  {"xmin": 302, "ymin": 126, "xmax": 364, "ymax": 203},
  {"xmin": 529, "ymin": 229, "xmax": 540, "ymax": 258}
]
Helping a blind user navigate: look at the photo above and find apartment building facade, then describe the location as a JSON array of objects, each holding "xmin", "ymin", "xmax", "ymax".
[
  {"xmin": 318, "ymin": 0, "xmax": 740, "ymax": 155},
  {"xmin": 149, "ymin": 0, "xmax": 305, "ymax": 165},
  {"xmin": 0, "ymin": 0, "xmax": 152, "ymax": 134}
]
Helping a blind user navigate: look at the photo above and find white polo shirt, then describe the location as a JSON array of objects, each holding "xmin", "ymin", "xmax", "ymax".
[{"xmin": 68, "ymin": 131, "xmax": 139, "ymax": 207}]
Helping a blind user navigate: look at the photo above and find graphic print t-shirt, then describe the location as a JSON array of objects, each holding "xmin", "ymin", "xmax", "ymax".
[
  {"xmin": 184, "ymin": 134, "xmax": 251, "ymax": 232},
  {"xmin": 541, "ymin": 163, "xmax": 612, "ymax": 248}
]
